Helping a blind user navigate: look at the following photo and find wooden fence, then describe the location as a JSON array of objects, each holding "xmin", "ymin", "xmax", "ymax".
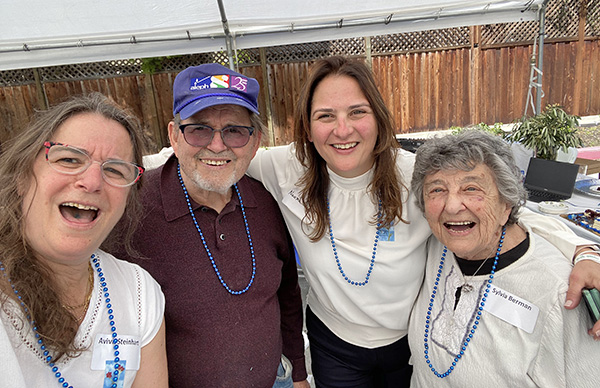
[
  {"xmin": 261, "ymin": 38, "xmax": 600, "ymax": 147},
  {"xmin": 1, "ymin": 38, "xmax": 598, "ymax": 152}
]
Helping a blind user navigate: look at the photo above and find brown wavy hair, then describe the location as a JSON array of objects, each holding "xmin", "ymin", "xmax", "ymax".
[
  {"xmin": 0, "ymin": 93, "xmax": 146, "ymax": 360},
  {"xmin": 294, "ymin": 56, "xmax": 407, "ymax": 241}
]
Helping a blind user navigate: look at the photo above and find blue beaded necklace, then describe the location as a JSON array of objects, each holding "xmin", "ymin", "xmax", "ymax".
[
  {"xmin": 177, "ymin": 164, "xmax": 256, "ymax": 295},
  {"xmin": 0, "ymin": 253, "xmax": 121, "ymax": 388},
  {"xmin": 423, "ymin": 227, "xmax": 505, "ymax": 378},
  {"xmin": 326, "ymin": 196, "xmax": 381, "ymax": 286}
]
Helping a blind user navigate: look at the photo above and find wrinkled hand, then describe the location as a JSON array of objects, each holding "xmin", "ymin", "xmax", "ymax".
[
  {"xmin": 293, "ymin": 380, "xmax": 311, "ymax": 388},
  {"xmin": 565, "ymin": 259, "xmax": 600, "ymax": 340}
]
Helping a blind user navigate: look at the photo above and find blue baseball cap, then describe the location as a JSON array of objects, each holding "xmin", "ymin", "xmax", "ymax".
[{"xmin": 172, "ymin": 63, "xmax": 260, "ymax": 120}]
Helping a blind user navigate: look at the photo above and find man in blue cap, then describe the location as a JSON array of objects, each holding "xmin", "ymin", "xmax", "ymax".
[{"xmin": 109, "ymin": 64, "xmax": 309, "ymax": 387}]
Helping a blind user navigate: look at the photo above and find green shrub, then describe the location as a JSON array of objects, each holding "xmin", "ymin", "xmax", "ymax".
[{"xmin": 506, "ymin": 104, "xmax": 583, "ymax": 160}]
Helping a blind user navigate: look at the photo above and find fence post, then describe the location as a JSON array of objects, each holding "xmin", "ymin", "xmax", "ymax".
[
  {"xmin": 259, "ymin": 47, "xmax": 275, "ymax": 147},
  {"xmin": 144, "ymin": 73, "xmax": 167, "ymax": 151},
  {"xmin": 365, "ymin": 36, "xmax": 372, "ymax": 69},
  {"xmin": 32, "ymin": 68, "xmax": 48, "ymax": 110},
  {"xmin": 573, "ymin": 0, "xmax": 587, "ymax": 116},
  {"xmin": 470, "ymin": 26, "xmax": 481, "ymax": 125}
]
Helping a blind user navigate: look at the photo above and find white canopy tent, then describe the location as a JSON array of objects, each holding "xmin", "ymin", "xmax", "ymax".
[{"xmin": 1, "ymin": 0, "xmax": 545, "ymax": 71}]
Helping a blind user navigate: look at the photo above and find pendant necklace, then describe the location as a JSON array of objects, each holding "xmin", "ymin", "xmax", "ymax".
[
  {"xmin": 326, "ymin": 195, "xmax": 381, "ymax": 286},
  {"xmin": 0, "ymin": 254, "xmax": 122, "ymax": 388},
  {"xmin": 177, "ymin": 163, "xmax": 256, "ymax": 295},
  {"xmin": 459, "ymin": 255, "xmax": 491, "ymax": 293},
  {"xmin": 423, "ymin": 227, "xmax": 506, "ymax": 378}
]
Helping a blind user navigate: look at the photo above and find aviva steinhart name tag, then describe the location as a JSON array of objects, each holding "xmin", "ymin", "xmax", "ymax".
[
  {"xmin": 91, "ymin": 334, "xmax": 141, "ymax": 370},
  {"xmin": 484, "ymin": 285, "xmax": 540, "ymax": 333}
]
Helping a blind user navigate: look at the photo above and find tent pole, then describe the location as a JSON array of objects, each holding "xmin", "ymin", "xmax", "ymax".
[
  {"xmin": 217, "ymin": 0, "xmax": 235, "ymax": 69},
  {"xmin": 535, "ymin": 0, "xmax": 549, "ymax": 115}
]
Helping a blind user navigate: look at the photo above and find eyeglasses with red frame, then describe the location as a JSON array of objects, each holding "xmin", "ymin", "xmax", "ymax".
[{"xmin": 44, "ymin": 141, "xmax": 144, "ymax": 187}]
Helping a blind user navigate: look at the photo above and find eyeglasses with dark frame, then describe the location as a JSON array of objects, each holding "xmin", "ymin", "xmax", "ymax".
[
  {"xmin": 44, "ymin": 141, "xmax": 145, "ymax": 188},
  {"xmin": 178, "ymin": 124, "xmax": 255, "ymax": 148}
]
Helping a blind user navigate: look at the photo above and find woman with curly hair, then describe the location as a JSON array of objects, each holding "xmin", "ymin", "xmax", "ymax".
[{"xmin": 0, "ymin": 94, "xmax": 167, "ymax": 388}]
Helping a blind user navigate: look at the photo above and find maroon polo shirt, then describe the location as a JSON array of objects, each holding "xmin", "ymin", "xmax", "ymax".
[{"xmin": 107, "ymin": 155, "xmax": 306, "ymax": 387}]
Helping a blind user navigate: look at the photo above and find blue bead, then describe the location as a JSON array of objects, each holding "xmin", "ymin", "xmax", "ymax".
[{"xmin": 421, "ymin": 226, "xmax": 505, "ymax": 378}]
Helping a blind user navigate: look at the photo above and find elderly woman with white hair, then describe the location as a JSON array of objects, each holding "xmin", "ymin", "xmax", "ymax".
[{"xmin": 408, "ymin": 130, "xmax": 600, "ymax": 387}]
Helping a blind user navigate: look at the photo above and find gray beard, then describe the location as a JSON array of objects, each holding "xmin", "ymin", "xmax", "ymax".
[{"xmin": 188, "ymin": 169, "xmax": 238, "ymax": 195}]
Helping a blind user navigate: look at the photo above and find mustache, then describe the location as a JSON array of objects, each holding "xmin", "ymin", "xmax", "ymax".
[{"xmin": 194, "ymin": 150, "xmax": 236, "ymax": 160}]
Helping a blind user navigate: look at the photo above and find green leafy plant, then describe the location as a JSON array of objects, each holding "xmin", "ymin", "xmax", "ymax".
[
  {"xmin": 506, "ymin": 104, "xmax": 583, "ymax": 160},
  {"xmin": 141, "ymin": 57, "xmax": 164, "ymax": 74}
]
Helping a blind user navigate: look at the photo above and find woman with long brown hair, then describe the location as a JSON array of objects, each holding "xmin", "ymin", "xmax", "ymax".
[
  {"xmin": 249, "ymin": 56, "xmax": 426, "ymax": 386},
  {"xmin": 0, "ymin": 94, "xmax": 167, "ymax": 387}
]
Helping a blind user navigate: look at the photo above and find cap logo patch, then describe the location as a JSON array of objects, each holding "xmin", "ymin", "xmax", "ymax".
[{"xmin": 190, "ymin": 75, "xmax": 248, "ymax": 92}]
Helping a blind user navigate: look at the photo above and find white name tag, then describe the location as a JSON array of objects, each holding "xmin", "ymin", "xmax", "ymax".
[
  {"xmin": 282, "ymin": 187, "xmax": 306, "ymax": 219},
  {"xmin": 91, "ymin": 334, "xmax": 141, "ymax": 370},
  {"xmin": 484, "ymin": 284, "xmax": 539, "ymax": 333}
]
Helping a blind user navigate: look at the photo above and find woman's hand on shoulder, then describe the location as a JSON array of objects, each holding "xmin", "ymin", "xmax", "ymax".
[{"xmin": 566, "ymin": 256, "xmax": 600, "ymax": 340}]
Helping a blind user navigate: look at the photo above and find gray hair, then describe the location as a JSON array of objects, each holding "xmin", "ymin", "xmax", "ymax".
[{"xmin": 411, "ymin": 130, "xmax": 527, "ymax": 225}]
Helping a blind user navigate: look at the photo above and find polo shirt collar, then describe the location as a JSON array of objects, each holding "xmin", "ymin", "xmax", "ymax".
[{"xmin": 159, "ymin": 154, "xmax": 258, "ymax": 222}]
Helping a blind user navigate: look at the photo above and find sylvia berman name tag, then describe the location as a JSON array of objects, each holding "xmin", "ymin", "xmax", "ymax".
[{"xmin": 483, "ymin": 285, "xmax": 539, "ymax": 333}]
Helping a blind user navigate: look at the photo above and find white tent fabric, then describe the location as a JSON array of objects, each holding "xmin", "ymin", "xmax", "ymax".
[{"xmin": 0, "ymin": 0, "xmax": 543, "ymax": 71}]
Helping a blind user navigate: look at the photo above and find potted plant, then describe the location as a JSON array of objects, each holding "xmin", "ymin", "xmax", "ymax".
[{"xmin": 506, "ymin": 104, "xmax": 583, "ymax": 160}]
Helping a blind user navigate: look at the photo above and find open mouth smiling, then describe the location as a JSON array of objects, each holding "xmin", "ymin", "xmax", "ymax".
[
  {"xmin": 332, "ymin": 142, "xmax": 358, "ymax": 150},
  {"xmin": 444, "ymin": 221, "xmax": 476, "ymax": 232},
  {"xmin": 201, "ymin": 159, "xmax": 230, "ymax": 166},
  {"xmin": 60, "ymin": 202, "xmax": 99, "ymax": 222}
]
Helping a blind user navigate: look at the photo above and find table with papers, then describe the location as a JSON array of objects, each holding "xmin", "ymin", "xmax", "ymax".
[{"xmin": 525, "ymin": 177, "xmax": 600, "ymax": 244}]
